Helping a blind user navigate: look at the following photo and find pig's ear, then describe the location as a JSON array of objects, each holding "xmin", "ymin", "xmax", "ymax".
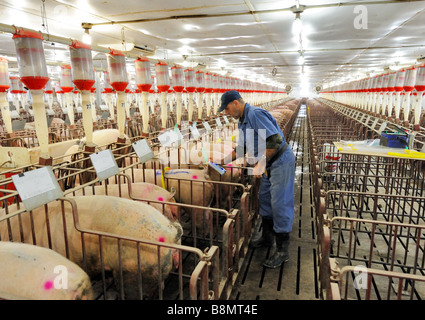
[
  {"xmin": 172, "ymin": 221, "xmax": 183, "ymax": 241},
  {"xmin": 170, "ymin": 187, "xmax": 176, "ymax": 197}
]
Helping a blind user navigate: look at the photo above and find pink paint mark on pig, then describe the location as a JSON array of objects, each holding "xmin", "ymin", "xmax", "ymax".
[
  {"xmin": 44, "ymin": 281, "xmax": 53, "ymax": 290},
  {"xmin": 192, "ymin": 175, "xmax": 198, "ymax": 179},
  {"xmin": 227, "ymin": 163, "xmax": 233, "ymax": 167},
  {"xmin": 157, "ymin": 197, "xmax": 164, "ymax": 201},
  {"xmin": 158, "ymin": 236, "xmax": 165, "ymax": 242}
]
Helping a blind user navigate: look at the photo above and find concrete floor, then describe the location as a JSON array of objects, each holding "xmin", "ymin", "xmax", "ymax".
[{"xmin": 230, "ymin": 104, "xmax": 321, "ymax": 300}]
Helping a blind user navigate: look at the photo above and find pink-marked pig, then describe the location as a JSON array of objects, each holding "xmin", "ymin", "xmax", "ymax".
[
  {"xmin": 0, "ymin": 241, "xmax": 93, "ymax": 300},
  {"xmin": 115, "ymin": 168, "xmax": 214, "ymax": 237},
  {"xmin": 67, "ymin": 181, "xmax": 179, "ymax": 221},
  {"xmin": 0, "ymin": 196, "xmax": 183, "ymax": 300}
]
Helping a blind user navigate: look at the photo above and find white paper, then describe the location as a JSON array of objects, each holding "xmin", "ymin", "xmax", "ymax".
[
  {"xmin": 189, "ymin": 125, "xmax": 200, "ymax": 140},
  {"xmin": 12, "ymin": 167, "xmax": 56, "ymax": 200},
  {"xmin": 12, "ymin": 166, "xmax": 63, "ymax": 211},
  {"xmin": 215, "ymin": 118, "xmax": 222, "ymax": 128},
  {"xmin": 132, "ymin": 139, "xmax": 154, "ymax": 163},
  {"xmin": 90, "ymin": 149, "xmax": 119, "ymax": 180},
  {"xmin": 90, "ymin": 149, "xmax": 117, "ymax": 172},
  {"xmin": 203, "ymin": 121, "xmax": 212, "ymax": 133},
  {"xmin": 378, "ymin": 122, "xmax": 387, "ymax": 134},
  {"xmin": 158, "ymin": 128, "xmax": 184, "ymax": 147}
]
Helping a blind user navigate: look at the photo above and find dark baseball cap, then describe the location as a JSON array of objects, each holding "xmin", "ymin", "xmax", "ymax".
[{"xmin": 218, "ymin": 90, "xmax": 242, "ymax": 113}]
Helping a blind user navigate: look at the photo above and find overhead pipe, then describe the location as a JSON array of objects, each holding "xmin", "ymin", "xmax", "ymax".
[{"xmin": 81, "ymin": 1, "xmax": 425, "ymax": 27}]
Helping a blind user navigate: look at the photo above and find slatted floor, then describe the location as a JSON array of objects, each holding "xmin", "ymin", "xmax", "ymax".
[{"xmin": 230, "ymin": 104, "xmax": 320, "ymax": 300}]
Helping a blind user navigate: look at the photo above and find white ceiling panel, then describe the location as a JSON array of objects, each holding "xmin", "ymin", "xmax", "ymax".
[{"xmin": 0, "ymin": 0, "xmax": 424, "ymax": 93}]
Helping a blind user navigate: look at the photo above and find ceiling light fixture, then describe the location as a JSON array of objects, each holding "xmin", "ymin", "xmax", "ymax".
[
  {"xmin": 292, "ymin": 12, "xmax": 303, "ymax": 36},
  {"xmin": 298, "ymin": 52, "xmax": 305, "ymax": 65},
  {"xmin": 82, "ymin": 27, "xmax": 92, "ymax": 45}
]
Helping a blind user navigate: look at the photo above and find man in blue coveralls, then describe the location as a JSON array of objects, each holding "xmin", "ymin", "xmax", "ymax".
[{"xmin": 216, "ymin": 90, "xmax": 295, "ymax": 268}]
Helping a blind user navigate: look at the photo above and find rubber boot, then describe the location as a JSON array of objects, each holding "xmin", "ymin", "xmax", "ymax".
[
  {"xmin": 263, "ymin": 232, "xmax": 290, "ymax": 268},
  {"xmin": 250, "ymin": 217, "xmax": 274, "ymax": 248}
]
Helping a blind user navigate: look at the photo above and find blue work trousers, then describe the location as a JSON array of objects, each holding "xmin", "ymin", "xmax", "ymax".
[{"xmin": 258, "ymin": 149, "xmax": 295, "ymax": 233}]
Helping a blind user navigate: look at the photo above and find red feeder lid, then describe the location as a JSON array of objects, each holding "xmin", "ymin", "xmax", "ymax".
[
  {"xmin": 0, "ymin": 85, "xmax": 10, "ymax": 93},
  {"xmin": 70, "ymin": 40, "xmax": 91, "ymax": 50},
  {"xmin": 73, "ymin": 79, "xmax": 95, "ymax": 91},
  {"xmin": 109, "ymin": 48, "xmax": 125, "ymax": 56},
  {"xmin": 137, "ymin": 83, "xmax": 152, "ymax": 92},
  {"xmin": 110, "ymin": 82, "xmax": 128, "ymax": 92},
  {"xmin": 12, "ymin": 27, "xmax": 43, "ymax": 40},
  {"xmin": 61, "ymin": 87, "xmax": 74, "ymax": 93},
  {"xmin": 173, "ymin": 86, "xmax": 184, "ymax": 93},
  {"xmin": 135, "ymin": 56, "xmax": 150, "ymax": 62},
  {"xmin": 155, "ymin": 60, "xmax": 168, "ymax": 66},
  {"xmin": 20, "ymin": 76, "xmax": 49, "ymax": 90}
]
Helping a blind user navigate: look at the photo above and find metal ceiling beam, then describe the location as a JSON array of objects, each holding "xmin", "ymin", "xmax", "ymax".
[{"xmin": 186, "ymin": 44, "xmax": 425, "ymax": 57}]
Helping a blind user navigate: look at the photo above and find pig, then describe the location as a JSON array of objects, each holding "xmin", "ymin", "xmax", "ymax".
[
  {"xmin": 0, "ymin": 241, "xmax": 93, "ymax": 300},
  {"xmin": 63, "ymin": 129, "xmax": 130, "ymax": 163},
  {"xmin": 0, "ymin": 196, "xmax": 183, "ymax": 300},
  {"xmin": 115, "ymin": 168, "xmax": 214, "ymax": 237},
  {"xmin": 66, "ymin": 181, "xmax": 179, "ymax": 221},
  {"xmin": 28, "ymin": 139, "xmax": 80, "ymax": 165},
  {"xmin": 80, "ymin": 128, "xmax": 130, "ymax": 147}
]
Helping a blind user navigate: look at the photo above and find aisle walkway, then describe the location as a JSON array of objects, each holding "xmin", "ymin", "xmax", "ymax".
[{"xmin": 230, "ymin": 104, "xmax": 320, "ymax": 300}]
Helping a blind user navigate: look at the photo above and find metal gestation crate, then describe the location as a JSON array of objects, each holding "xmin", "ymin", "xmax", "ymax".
[
  {"xmin": 308, "ymin": 98, "xmax": 425, "ymax": 300},
  {"xmin": 0, "ymin": 115, "xmax": 257, "ymax": 300},
  {"xmin": 321, "ymin": 217, "xmax": 425, "ymax": 300}
]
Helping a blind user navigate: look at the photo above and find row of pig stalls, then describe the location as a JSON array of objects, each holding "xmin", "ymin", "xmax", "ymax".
[
  {"xmin": 0, "ymin": 28, "xmax": 219, "ymax": 300},
  {"xmin": 0, "ymin": 25, "xmax": 290, "ymax": 300},
  {"xmin": 307, "ymin": 98, "xmax": 425, "ymax": 300},
  {"xmin": 0, "ymin": 124, "xmax": 223, "ymax": 299},
  {"xmin": 0, "ymin": 103, "xmax": 259, "ymax": 300},
  {"xmin": 0, "ymin": 95, "xmax": 296, "ymax": 300},
  {"xmin": 52, "ymin": 91, "xmax": 295, "ymax": 299},
  {"xmin": 319, "ymin": 65, "xmax": 425, "ymax": 132}
]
